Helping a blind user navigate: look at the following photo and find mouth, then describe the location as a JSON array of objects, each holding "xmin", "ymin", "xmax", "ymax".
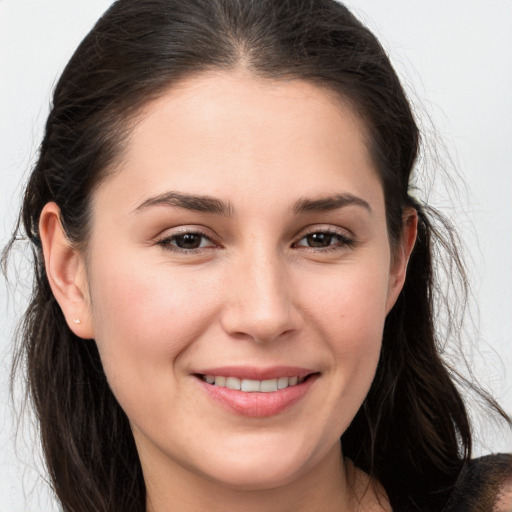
[
  {"xmin": 193, "ymin": 368, "xmax": 319, "ymax": 417},
  {"xmin": 199, "ymin": 374, "xmax": 308, "ymax": 392}
]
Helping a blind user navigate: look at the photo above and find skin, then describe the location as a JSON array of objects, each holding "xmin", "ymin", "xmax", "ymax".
[
  {"xmin": 496, "ymin": 478, "xmax": 512, "ymax": 512},
  {"xmin": 40, "ymin": 71, "xmax": 416, "ymax": 512}
]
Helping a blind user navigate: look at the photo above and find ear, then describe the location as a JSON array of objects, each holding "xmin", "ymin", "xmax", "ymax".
[
  {"xmin": 385, "ymin": 208, "xmax": 418, "ymax": 313},
  {"xmin": 39, "ymin": 202, "xmax": 94, "ymax": 339}
]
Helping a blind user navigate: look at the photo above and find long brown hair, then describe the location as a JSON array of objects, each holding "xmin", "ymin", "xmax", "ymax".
[{"xmin": 3, "ymin": 1, "xmax": 510, "ymax": 511}]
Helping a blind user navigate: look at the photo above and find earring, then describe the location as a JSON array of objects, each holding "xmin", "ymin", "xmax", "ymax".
[{"xmin": 73, "ymin": 318, "xmax": 81, "ymax": 324}]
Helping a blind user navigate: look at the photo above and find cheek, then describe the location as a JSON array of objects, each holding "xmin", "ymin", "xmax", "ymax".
[
  {"xmin": 86, "ymin": 251, "xmax": 220, "ymax": 402},
  {"xmin": 305, "ymin": 259, "xmax": 389, "ymax": 419},
  {"xmin": 337, "ymin": 269, "xmax": 388, "ymax": 366},
  {"xmin": 307, "ymin": 256, "xmax": 390, "ymax": 346}
]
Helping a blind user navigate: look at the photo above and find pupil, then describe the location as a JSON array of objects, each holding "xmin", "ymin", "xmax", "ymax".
[
  {"xmin": 176, "ymin": 233, "xmax": 201, "ymax": 249},
  {"xmin": 307, "ymin": 233, "xmax": 332, "ymax": 247}
]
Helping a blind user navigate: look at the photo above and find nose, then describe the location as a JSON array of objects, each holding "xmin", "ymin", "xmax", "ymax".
[{"xmin": 220, "ymin": 247, "xmax": 301, "ymax": 344}]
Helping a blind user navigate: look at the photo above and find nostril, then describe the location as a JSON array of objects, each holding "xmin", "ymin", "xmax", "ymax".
[{"xmin": 220, "ymin": 310, "xmax": 299, "ymax": 344}]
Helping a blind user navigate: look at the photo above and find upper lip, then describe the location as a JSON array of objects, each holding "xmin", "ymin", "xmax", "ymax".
[{"xmin": 193, "ymin": 366, "xmax": 316, "ymax": 380}]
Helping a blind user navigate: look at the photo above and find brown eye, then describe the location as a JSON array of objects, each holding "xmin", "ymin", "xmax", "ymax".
[
  {"xmin": 174, "ymin": 233, "xmax": 204, "ymax": 249},
  {"xmin": 294, "ymin": 229, "xmax": 354, "ymax": 251},
  {"xmin": 305, "ymin": 232, "xmax": 336, "ymax": 248},
  {"xmin": 157, "ymin": 231, "xmax": 216, "ymax": 252}
]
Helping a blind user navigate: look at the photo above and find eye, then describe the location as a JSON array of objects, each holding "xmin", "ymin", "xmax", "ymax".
[
  {"xmin": 294, "ymin": 229, "xmax": 354, "ymax": 250},
  {"xmin": 157, "ymin": 230, "xmax": 216, "ymax": 252}
]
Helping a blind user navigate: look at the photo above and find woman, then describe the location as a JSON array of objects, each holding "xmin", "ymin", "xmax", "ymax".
[{"xmin": 2, "ymin": 0, "xmax": 511, "ymax": 511}]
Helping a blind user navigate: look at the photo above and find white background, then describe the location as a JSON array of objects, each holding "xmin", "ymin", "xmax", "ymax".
[{"xmin": 1, "ymin": 1, "xmax": 511, "ymax": 510}]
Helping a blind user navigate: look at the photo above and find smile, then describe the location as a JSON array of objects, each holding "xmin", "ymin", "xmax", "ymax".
[
  {"xmin": 196, "ymin": 369, "xmax": 319, "ymax": 417},
  {"xmin": 200, "ymin": 375, "xmax": 305, "ymax": 392}
]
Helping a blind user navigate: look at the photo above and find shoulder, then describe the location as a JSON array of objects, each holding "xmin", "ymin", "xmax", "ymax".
[{"xmin": 445, "ymin": 453, "xmax": 512, "ymax": 512}]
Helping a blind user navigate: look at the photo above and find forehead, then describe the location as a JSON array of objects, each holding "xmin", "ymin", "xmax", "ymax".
[{"xmin": 94, "ymin": 71, "xmax": 382, "ymax": 215}]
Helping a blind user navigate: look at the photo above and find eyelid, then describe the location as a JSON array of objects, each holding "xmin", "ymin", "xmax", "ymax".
[
  {"xmin": 153, "ymin": 224, "xmax": 356, "ymax": 253},
  {"xmin": 292, "ymin": 225, "xmax": 356, "ymax": 250},
  {"xmin": 294, "ymin": 224, "xmax": 353, "ymax": 239},
  {"xmin": 155, "ymin": 226, "xmax": 220, "ymax": 253}
]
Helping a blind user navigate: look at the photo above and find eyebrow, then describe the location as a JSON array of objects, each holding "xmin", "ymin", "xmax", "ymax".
[
  {"xmin": 293, "ymin": 193, "xmax": 372, "ymax": 214},
  {"xmin": 134, "ymin": 191, "xmax": 234, "ymax": 216},
  {"xmin": 134, "ymin": 191, "xmax": 371, "ymax": 216}
]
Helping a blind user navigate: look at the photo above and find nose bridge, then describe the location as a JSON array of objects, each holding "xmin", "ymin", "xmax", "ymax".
[{"xmin": 221, "ymin": 241, "xmax": 298, "ymax": 343}]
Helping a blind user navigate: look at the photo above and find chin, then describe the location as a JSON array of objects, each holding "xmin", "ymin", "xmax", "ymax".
[
  {"xmin": 208, "ymin": 462, "xmax": 305, "ymax": 492},
  {"xmin": 195, "ymin": 439, "xmax": 326, "ymax": 492}
]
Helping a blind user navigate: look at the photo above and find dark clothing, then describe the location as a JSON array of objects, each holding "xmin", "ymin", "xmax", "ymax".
[
  {"xmin": 444, "ymin": 453, "xmax": 512, "ymax": 512},
  {"xmin": 384, "ymin": 453, "xmax": 512, "ymax": 511}
]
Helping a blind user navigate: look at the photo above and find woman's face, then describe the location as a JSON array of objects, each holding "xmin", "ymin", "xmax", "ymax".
[{"xmin": 78, "ymin": 72, "xmax": 411, "ymax": 492}]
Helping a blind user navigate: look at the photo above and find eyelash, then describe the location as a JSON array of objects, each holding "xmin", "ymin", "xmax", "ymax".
[
  {"xmin": 156, "ymin": 227, "xmax": 355, "ymax": 254},
  {"xmin": 156, "ymin": 230, "xmax": 216, "ymax": 253},
  {"xmin": 293, "ymin": 228, "xmax": 355, "ymax": 252}
]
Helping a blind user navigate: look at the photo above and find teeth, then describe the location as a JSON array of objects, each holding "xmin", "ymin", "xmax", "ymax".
[
  {"xmin": 277, "ymin": 376, "xmax": 289, "ymax": 389},
  {"xmin": 260, "ymin": 379, "xmax": 278, "ymax": 392},
  {"xmin": 240, "ymin": 379, "xmax": 261, "ymax": 392},
  {"xmin": 202, "ymin": 374, "xmax": 305, "ymax": 392},
  {"xmin": 225, "ymin": 377, "xmax": 241, "ymax": 390},
  {"xmin": 215, "ymin": 376, "xmax": 226, "ymax": 387}
]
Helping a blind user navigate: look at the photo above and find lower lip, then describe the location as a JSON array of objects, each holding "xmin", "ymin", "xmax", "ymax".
[{"xmin": 197, "ymin": 375, "xmax": 318, "ymax": 417}]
